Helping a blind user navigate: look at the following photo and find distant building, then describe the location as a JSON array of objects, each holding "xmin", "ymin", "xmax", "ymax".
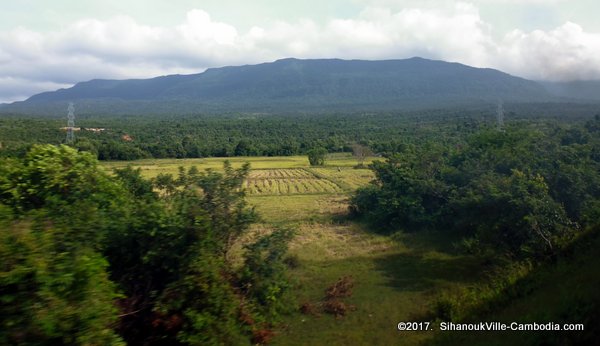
[
  {"xmin": 85, "ymin": 128, "xmax": 106, "ymax": 132},
  {"xmin": 59, "ymin": 127, "xmax": 107, "ymax": 132}
]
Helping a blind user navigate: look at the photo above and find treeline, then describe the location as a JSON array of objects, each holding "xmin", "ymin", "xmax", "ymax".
[
  {"xmin": 0, "ymin": 145, "xmax": 293, "ymax": 345},
  {"xmin": 351, "ymin": 115, "xmax": 600, "ymax": 259},
  {"xmin": 0, "ymin": 110, "xmax": 515, "ymax": 160}
]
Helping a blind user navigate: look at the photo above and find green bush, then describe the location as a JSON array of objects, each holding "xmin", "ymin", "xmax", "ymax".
[
  {"xmin": 0, "ymin": 145, "xmax": 292, "ymax": 345},
  {"xmin": 307, "ymin": 147, "xmax": 327, "ymax": 166}
]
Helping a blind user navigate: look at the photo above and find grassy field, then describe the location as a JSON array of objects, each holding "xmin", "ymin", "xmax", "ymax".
[
  {"xmin": 100, "ymin": 153, "xmax": 483, "ymax": 345},
  {"xmin": 101, "ymin": 154, "xmax": 376, "ymax": 199},
  {"xmin": 245, "ymin": 169, "xmax": 344, "ymax": 195},
  {"xmin": 101, "ymin": 153, "xmax": 376, "ymax": 178}
]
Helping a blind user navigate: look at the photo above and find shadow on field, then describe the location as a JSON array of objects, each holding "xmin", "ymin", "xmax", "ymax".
[{"xmin": 373, "ymin": 252, "xmax": 482, "ymax": 292}]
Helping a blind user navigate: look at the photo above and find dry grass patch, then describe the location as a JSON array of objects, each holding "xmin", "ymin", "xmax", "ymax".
[
  {"xmin": 289, "ymin": 223, "xmax": 398, "ymax": 261},
  {"xmin": 309, "ymin": 167, "xmax": 375, "ymax": 191},
  {"xmin": 247, "ymin": 195, "xmax": 348, "ymax": 223},
  {"xmin": 245, "ymin": 169, "xmax": 343, "ymax": 196}
]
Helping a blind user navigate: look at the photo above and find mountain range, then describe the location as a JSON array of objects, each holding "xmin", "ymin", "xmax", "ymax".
[{"xmin": 1, "ymin": 57, "xmax": 598, "ymax": 115}]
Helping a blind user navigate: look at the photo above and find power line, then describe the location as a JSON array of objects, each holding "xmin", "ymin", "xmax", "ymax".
[{"xmin": 66, "ymin": 102, "xmax": 75, "ymax": 144}]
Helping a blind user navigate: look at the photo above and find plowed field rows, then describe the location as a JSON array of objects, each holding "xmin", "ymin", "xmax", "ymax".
[
  {"xmin": 244, "ymin": 169, "xmax": 343, "ymax": 195},
  {"xmin": 248, "ymin": 168, "xmax": 315, "ymax": 179}
]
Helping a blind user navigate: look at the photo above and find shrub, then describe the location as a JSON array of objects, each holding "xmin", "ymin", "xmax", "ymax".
[{"xmin": 307, "ymin": 147, "xmax": 327, "ymax": 166}]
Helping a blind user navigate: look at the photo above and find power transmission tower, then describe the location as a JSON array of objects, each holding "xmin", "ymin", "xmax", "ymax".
[
  {"xmin": 496, "ymin": 100, "xmax": 505, "ymax": 131},
  {"xmin": 66, "ymin": 102, "xmax": 75, "ymax": 144}
]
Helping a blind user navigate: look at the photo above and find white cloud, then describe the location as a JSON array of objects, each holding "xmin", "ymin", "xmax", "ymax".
[
  {"xmin": 356, "ymin": 0, "xmax": 567, "ymax": 6},
  {"xmin": 0, "ymin": 76, "xmax": 70, "ymax": 103},
  {"xmin": 178, "ymin": 9, "xmax": 238, "ymax": 46},
  {"xmin": 498, "ymin": 22, "xmax": 600, "ymax": 80},
  {"xmin": 1, "ymin": 4, "xmax": 600, "ymax": 103}
]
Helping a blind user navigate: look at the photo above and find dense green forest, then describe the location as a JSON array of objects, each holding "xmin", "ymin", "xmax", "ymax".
[
  {"xmin": 349, "ymin": 115, "xmax": 600, "ymax": 344},
  {"xmin": 1, "ymin": 110, "xmax": 599, "ymax": 344},
  {"xmin": 0, "ymin": 103, "xmax": 597, "ymax": 160},
  {"xmin": 351, "ymin": 116, "xmax": 600, "ymax": 248}
]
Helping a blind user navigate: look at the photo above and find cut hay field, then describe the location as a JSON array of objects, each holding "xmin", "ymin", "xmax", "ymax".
[
  {"xmin": 101, "ymin": 154, "xmax": 376, "ymax": 198},
  {"xmin": 245, "ymin": 169, "xmax": 344, "ymax": 195},
  {"xmin": 101, "ymin": 153, "xmax": 377, "ymax": 179},
  {"xmin": 100, "ymin": 153, "xmax": 482, "ymax": 345}
]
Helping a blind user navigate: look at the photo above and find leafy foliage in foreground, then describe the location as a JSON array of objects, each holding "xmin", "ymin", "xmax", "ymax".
[
  {"xmin": 0, "ymin": 145, "xmax": 293, "ymax": 345},
  {"xmin": 0, "ymin": 146, "xmax": 126, "ymax": 345}
]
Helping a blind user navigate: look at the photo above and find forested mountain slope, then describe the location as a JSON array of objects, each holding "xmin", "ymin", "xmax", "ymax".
[{"xmin": 3, "ymin": 57, "xmax": 554, "ymax": 115}]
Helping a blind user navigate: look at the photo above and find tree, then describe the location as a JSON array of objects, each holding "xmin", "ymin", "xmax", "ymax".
[
  {"xmin": 238, "ymin": 229, "xmax": 295, "ymax": 318},
  {"xmin": 0, "ymin": 145, "xmax": 125, "ymax": 345},
  {"xmin": 351, "ymin": 143, "xmax": 373, "ymax": 167},
  {"xmin": 307, "ymin": 147, "xmax": 327, "ymax": 166},
  {"xmin": 0, "ymin": 145, "xmax": 295, "ymax": 345},
  {"xmin": 350, "ymin": 154, "xmax": 448, "ymax": 230},
  {"xmin": 109, "ymin": 161, "xmax": 291, "ymax": 345},
  {"xmin": 450, "ymin": 170, "xmax": 577, "ymax": 258},
  {"xmin": 153, "ymin": 173, "xmax": 176, "ymax": 196}
]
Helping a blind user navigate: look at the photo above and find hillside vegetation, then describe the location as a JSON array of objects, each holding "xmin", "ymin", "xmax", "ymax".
[{"xmin": 2, "ymin": 57, "xmax": 556, "ymax": 114}]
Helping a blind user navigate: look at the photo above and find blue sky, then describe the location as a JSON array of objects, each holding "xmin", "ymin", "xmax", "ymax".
[{"xmin": 1, "ymin": 0, "xmax": 599, "ymax": 103}]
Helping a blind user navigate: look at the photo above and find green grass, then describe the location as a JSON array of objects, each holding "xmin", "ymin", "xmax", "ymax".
[
  {"xmin": 101, "ymin": 154, "xmax": 378, "ymax": 197},
  {"xmin": 275, "ymin": 225, "xmax": 482, "ymax": 346},
  {"xmin": 426, "ymin": 229, "xmax": 600, "ymax": 346},
  {"xmin": 101, "ymin": 153, "xmax": 380, "ymax": 178},
  {"xmin": 247, "ymin": 195, "xmax": 348, "ymax": 224},
  {"xmin": 101, "ymin": 156, "xmax": 312, "ymax": 178}
]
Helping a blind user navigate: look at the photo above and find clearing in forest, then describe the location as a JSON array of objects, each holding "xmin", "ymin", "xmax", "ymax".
[{"xmin": 100, "ymin": 154, "xmax": 481, "ymax": 345}]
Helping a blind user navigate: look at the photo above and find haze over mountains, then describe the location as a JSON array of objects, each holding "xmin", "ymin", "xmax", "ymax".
[{"xmin": 2, "ymin": 57, "xmax": 598, "ymax": 115}]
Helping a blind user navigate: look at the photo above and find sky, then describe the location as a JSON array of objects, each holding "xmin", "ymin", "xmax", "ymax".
[{"xmin": 1, "ymin": 0, "xmax": 600, "ymax": 103}]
